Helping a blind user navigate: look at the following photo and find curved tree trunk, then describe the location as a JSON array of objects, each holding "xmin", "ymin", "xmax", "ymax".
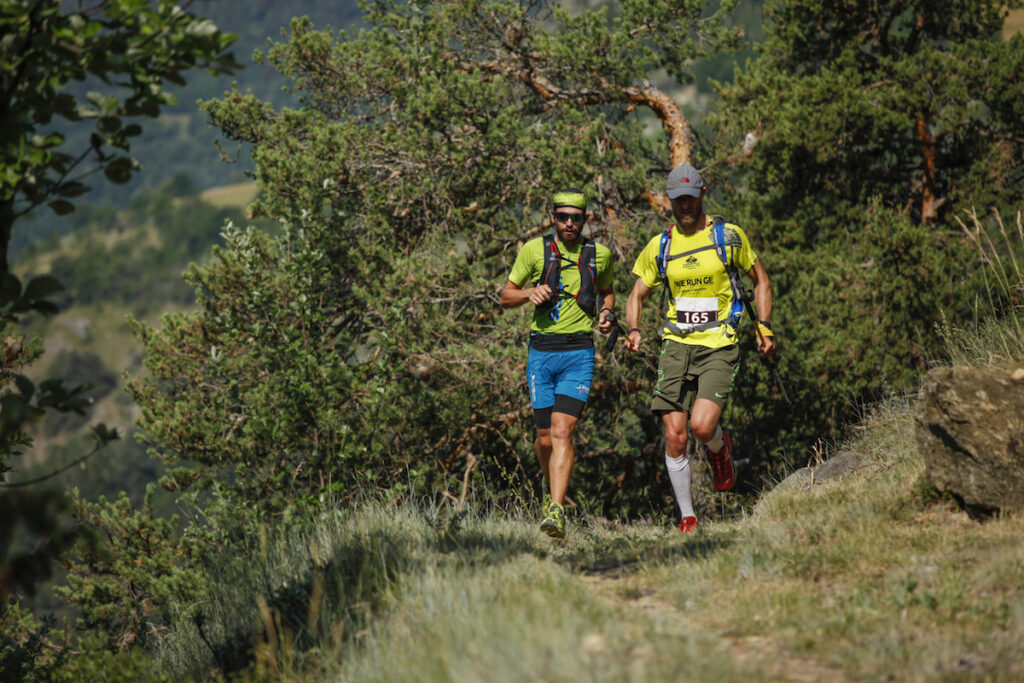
[{"xmin": 470, "ymin": 56, "xmax": 694, "ymax": 215}]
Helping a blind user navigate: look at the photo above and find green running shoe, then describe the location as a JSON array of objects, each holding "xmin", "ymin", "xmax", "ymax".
[{"xmin": 540, "ymin": 501, "xmax": 566, "ymax": 539}]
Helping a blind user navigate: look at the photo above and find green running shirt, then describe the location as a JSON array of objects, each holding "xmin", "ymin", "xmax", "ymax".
[{"xmin": 508, "ymin": 236, "xmax": 614, "ymax": 335}]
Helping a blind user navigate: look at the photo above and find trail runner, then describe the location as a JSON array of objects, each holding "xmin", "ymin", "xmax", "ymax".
[
  {"xmin": 500, "ymin": 188, "xmax": 615, "ymax": 538},
  {"xmin": 624, "ymin": 164, "xmax": 775, "ymax": 533}
]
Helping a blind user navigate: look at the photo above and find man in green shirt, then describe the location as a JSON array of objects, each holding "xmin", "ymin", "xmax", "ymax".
[
  {"xmin": 501, "ymin": 188, "xmax": 615, "ymax": 538},
  {"xmin": 625, "ymin": 165, "xmax": 775, "ymax": 533}
]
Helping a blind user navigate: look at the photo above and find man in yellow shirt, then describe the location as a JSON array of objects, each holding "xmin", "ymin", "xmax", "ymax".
[
  {"xmin": 624, "ymin": 165, "xmax": 775, "ymax": 533},
  {"xmin": 501, "ymin": 188, "xmax": 615, "ymax": 538}
]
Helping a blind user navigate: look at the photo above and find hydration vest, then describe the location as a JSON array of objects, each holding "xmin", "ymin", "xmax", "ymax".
[
  {"xmin": 655, "ymin": 215, "xmax": 749, "ymax": 337},
  {"xmin": 535, "ymin": 234, "xmax": 598, "ymax": 317}
]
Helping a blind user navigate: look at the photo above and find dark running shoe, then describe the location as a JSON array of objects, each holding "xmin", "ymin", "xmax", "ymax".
[{"xmin": 706, "ymin": 430, "xmax": 737, "ymax": 492}]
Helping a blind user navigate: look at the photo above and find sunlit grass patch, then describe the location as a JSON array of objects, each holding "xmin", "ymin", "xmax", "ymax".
[
  {"xmin": 1004, "ymin": 9, "xmax": 1024, "ymax": 40},
  {"xmin": 149, "ymin": 380, "xmax": 1024, "ymax": 682},
  {"xmin": 631, "ymin": 389, "xmax": 1024, "ymax": 681},
  {"xmin": 199, "ymin": 181, "xmax": 259, "ymax": 209}
]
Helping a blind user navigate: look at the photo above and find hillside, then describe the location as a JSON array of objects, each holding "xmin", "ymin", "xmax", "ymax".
[
  {"xmin": 8, "ymin": 0, "xmax": 363, "ymax": 257},
  {"xmin": 4, "ymin": 1, "xmax": 1024, "ymax": 679},
  {"xmin": 141, "ymin": 389, "xmax": 1024, "ymax": 681},
  {"xmin": 12, "ymin": 179, "xmax": 261, "ymax": 503}
]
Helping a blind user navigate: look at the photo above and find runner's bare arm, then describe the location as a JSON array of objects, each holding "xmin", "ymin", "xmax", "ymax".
[
  {"xmin": 500, "ymin": 280, "xmax": 553, "ymax": 308},
  {"xmin": 746, "ymin": 259, "xmax": 775, "ymax": 359},
  {"xmin": 597, "ymin": 287, "xmax": 616, "ymax": 334},
  {"xmin": 624, "ymin": 278, "xmax": 652, "ymax": 351}
]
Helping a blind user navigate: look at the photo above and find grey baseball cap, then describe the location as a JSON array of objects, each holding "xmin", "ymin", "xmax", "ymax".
[{"xmin": 666, "ymin": 164, "xmax": 704, "ymax": 199}]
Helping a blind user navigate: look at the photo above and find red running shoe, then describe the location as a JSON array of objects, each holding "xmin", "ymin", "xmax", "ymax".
[
  {"xmin": 679, "ymin": 516, "xmax": 698, "ymax": 533},
  {"xmin": 707, "ymin": 430, "xmax": 737, "ymax": 492}
]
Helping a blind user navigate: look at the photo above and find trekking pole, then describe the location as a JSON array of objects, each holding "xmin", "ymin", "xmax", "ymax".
[
  {"xmin": 603, "ymin": 311, "xmax": 626, "ymax": 353},
  {"xmin": 742, "ymin": 297, "xmax": 792, "ymax": 406}
]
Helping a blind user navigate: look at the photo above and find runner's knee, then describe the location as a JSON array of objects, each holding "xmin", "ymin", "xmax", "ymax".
[
  {"xmin": 690, "ymin": 419, "xmax": 716, "ymax": 442},
  {"xmin": 550, "ymin": 423, "xmax": 574, "ymax": 442},
  {"xmin": 664, "ymin": 424, "xmax": 688, "ymax": 455},
  {"xmin": 689, "ymin": 403, "xmax": 721, "ymax": 442},
  {"xmin": 549, "ymin": 407, "xmax": 580, "ymax": 442}
]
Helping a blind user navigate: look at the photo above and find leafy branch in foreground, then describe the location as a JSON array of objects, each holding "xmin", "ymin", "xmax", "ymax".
[{"xmin": 0, "ymin": 0, "xmax": 241, "ymax": 275}]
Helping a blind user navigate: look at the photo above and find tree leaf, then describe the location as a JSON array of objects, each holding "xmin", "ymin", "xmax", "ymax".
[
  {"xmin": 23, "ymin": 275, "xmax": 64, "ymax": 300},
  {"xmin": 48, "ymin": 199, "xmax": 76, "ymax": 215}
]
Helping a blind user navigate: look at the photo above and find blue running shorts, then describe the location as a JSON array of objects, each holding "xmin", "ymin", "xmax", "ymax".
[{"xmin": 526, "ymin": 346, "xmax": 595, "ymax": 411}]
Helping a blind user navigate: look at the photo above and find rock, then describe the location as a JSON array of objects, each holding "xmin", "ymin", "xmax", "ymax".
[
  {"xmin": 813, "ymin": 449, "xmax": 862, "ymax": 482},
  {"xmin": 776, "ymin": 450, "xmax": 862, "ymax": 491},
  {"xmin": 773, "ymin": 467, "xmax": 812, "ymax": 495},
  {"xmin": 914, "ymin": 366, "xmax": 1024, "ymax": 517}
]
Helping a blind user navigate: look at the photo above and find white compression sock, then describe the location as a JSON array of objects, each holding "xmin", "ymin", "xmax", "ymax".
[
  {"xmin": 665, "ymin": 452, "xmax": 695, "ymax": 518},
  {"xmin": 702, "ymin": 424, "xmax": 724, "ymax": 453}
]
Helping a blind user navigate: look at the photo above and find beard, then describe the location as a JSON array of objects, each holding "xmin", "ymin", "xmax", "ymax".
[
  {"xmin": 555, "ymin": 222, "xmax": 581, "ymax": 244},
  {"xmin": 673, "ymin": 200, "xmax": 703, "ymax": 229}
]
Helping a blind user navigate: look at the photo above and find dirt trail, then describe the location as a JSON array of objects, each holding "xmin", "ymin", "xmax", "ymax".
[{"xmin": 580, "ymin": 572, "xmax": 848, "ymax": 682}]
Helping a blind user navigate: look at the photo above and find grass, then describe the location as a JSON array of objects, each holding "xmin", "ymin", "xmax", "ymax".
[
  {"xmin": 1004, "ymin": 9, "xmax": 1024, "ymax": 40},
  {"xmin": 944, "ymin": 209, "xmax": 1024, "ymax": 368},
  {"xmin": 199, "ymin": 181, "xmax": 259, "ymax": 209},
  {"xmin": 153, "ymin": 424, "xmax": 1024, "ymax": 682}
]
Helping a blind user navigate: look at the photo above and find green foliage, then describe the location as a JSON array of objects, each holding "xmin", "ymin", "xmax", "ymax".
[
  {"xmin": 708, "ymin": 0, "xmax": 1024, "ymax": 233},
  {"xmin": 0, "ymin": 600, "xmax": 69, "ymax": 682},
  {"xmin": 33, "ymin": 1, "xmax": 369, "ymax": 219},
  {"xmin": 56, "ymin": 486, "xmax": 202, "ymax": 653},
  {"xmin": 1, "ymin": 0, "xmax": 239, "ymax": 639},
  {"xmin": 733, "ymin": 205, "xmax": 982, "ymax": 446},
  {"xmin": 0, "ymin": 312, "xmax": 99, "ymax": 471},
  {"xmin": 131, "ymin": 0, "xmax": 742, "ymax": 519},
  {"xmin": 702, "ymin": 0, "xmax": 1024, "ymax": 463},
  {"xmin": 2, "ymin": 600, "xmax": 173, "ymax": 682},
  {"xmin": 0, "ymin": 0, "xmax": 240, "ymax": 272},
  {"xmin": 941, "ymin": 209, "xmax": 1024, "ymax": 367}
]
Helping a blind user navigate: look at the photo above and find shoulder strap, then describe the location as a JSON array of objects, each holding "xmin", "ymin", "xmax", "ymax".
[
  {"xmin": 710, "ymin": 215, "xmax": 731, "ymax": 269},
  {"xmin": 536, "ymin": 234, "xmax": 561, "ymax": 310},
  {"xmin": 576, "ymin": 239, "xmax": 598, "ymax": 316},
  {"xmin": 656, "ymin": 224, "xmax": 674, "ymax": 278},
  {"xmin": 711, "ymin": 215, "xmax": 752, "ymax": 325}
]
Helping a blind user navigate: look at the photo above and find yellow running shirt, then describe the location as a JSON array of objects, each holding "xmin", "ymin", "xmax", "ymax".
[
  {"xmin": 508, "ymin": 236, "xmax": 614, "ymax": 335},
  {"xmin": 632, "ymin": 217, "xmax": 758, "ymax": 348}
]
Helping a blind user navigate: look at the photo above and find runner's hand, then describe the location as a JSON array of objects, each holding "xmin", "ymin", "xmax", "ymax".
[
  {"xmin": 758, "ymin": 334, "xmax": 776, "ymax": 361},
  {"xmin": 598, "ymin": 311, "xmax": 613, "ymax": 335},
  {"xmin": 625, "ymin": 329, "xmax": 642, "ymax": 352},
  {"xmin": 528, "ymin": 284, "xmax": 553, "ymax": 306}
]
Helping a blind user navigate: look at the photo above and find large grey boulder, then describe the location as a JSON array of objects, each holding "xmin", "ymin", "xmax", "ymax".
[{"xmin": 914, "ymin": 366, "xmax": 1024, "ymax": 517}]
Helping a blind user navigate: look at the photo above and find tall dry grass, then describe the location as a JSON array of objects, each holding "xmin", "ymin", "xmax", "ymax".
[
  {"xmin": 942, "ymin": 209, "xmax": 1024, "ymax": 367},
  {"xmin": 154, "ymin": 422, "xmax": 1024, "ymax": 682}
]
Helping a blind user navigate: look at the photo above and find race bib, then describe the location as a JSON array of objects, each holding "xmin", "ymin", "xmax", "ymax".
[{"xmin": 674, "ymin": 296, "xmax": 718, "ymax": 329}]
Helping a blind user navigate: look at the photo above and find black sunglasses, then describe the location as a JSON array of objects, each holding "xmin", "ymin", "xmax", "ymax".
[{"xmin": 554, "ymin": 211, "xmax": 586, "ymax": 224}]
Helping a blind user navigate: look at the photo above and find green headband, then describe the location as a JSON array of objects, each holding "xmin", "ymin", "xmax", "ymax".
[{"xmin": 552, "ymin": 189, "xmax": 586, "ymax": 211}]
